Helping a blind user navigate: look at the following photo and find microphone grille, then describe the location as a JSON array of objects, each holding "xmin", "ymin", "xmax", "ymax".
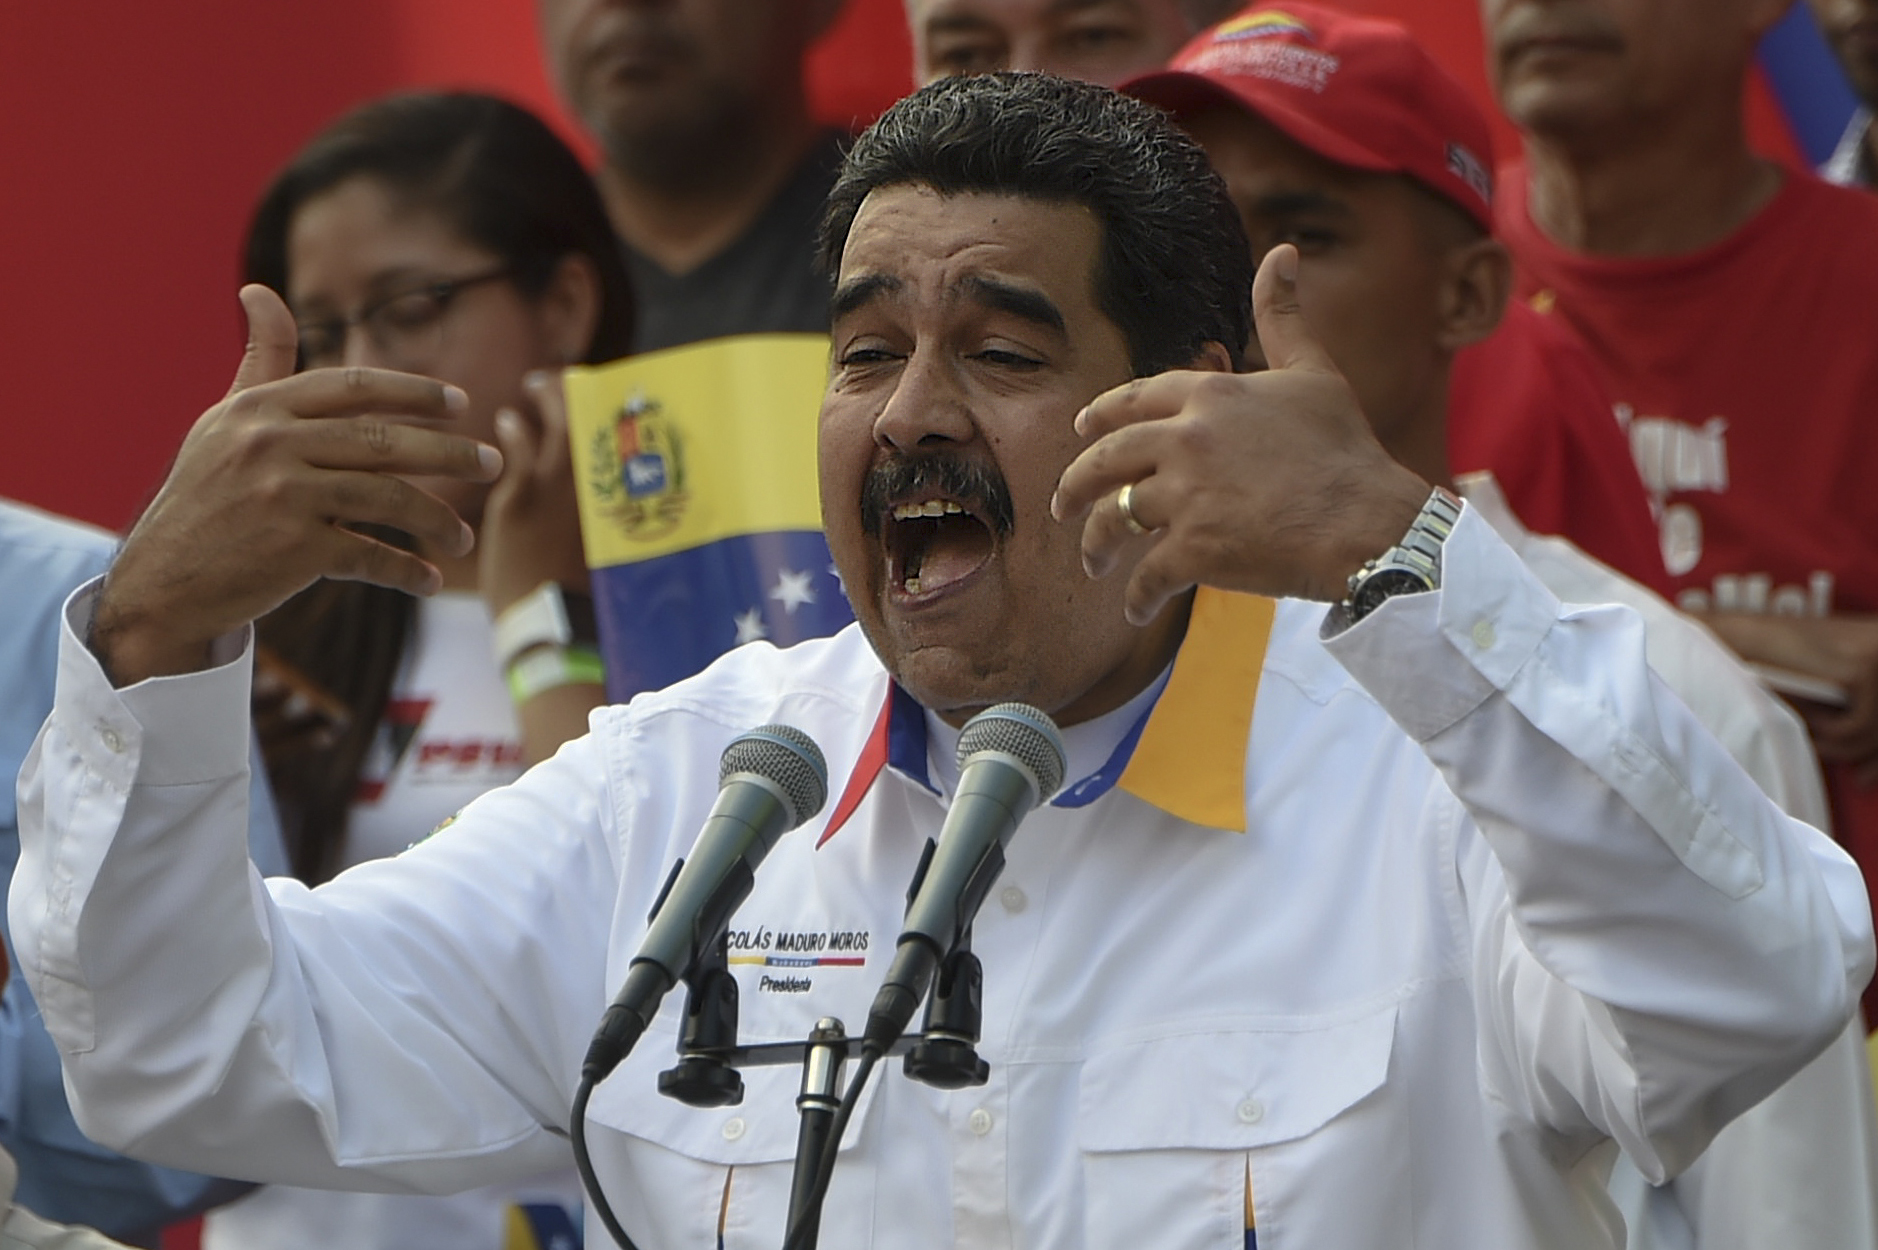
[
  {"xmin": 721, "ymin": 725, "xmax": 829, "ymax": 828},
  {"xmin": 957, "ymin": 703, "xmax": 1067, "ymax": 799}
]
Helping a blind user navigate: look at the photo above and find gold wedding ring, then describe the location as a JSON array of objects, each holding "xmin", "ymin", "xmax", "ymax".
[{"xmin": 1116, "ymin": 481, "xmax": 1151, "ymax": 537}]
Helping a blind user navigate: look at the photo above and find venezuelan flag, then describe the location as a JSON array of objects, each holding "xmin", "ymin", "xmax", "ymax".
[
  {"xmin": 1757, "ymin": 4, "xmax": 1862, "ymax": 168},
  {"xmin": 566, "ymin": 334, "xmax": 855, "ymax": 701}
]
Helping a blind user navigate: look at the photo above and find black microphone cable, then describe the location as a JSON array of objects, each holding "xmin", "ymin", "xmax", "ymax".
[{"xmin": 572, "ymin": 1075, "xmax": 643, "ymax": 1250}]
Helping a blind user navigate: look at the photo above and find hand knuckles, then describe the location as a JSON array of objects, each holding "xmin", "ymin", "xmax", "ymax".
[{"xmin": 356, "ymin": 418, "xmax": 399, "ymax": 458}]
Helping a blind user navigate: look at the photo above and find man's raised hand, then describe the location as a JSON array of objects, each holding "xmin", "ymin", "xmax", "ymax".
[
  {"xmin": 1052, "ymin": 244, "xmax": 1429, "ymax": 625},
  {"xmin": 92, "ymin": 284, "xmax": 502, "ymax": 686}
]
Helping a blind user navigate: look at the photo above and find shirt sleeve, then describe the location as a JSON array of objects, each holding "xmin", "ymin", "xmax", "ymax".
[
  {"xmin": 9, "ymin": 581, "xmax": 622, "ymax": 1195},
  {"xmin": 1322, "ymin": 504, "xmax": 1874, "ymax": 1182}
]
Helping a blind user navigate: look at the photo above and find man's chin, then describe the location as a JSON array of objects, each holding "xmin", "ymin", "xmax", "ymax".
[{"xmin": 877, "ymin": 640, "xmax": 1019, "ymax": 724}]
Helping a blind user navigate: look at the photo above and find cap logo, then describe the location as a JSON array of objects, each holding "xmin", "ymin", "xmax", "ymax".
[
  {"xmin": 1445, "ymin": 142, "xmax": 1493, "ymax": 207},
  {"xmin": 1187, "ymin": 39, "xmax": 1340, "ymax": 93},
  {"xmin": 1212, "ymin": 10, "xmax": 1315, "ymax": 43}
]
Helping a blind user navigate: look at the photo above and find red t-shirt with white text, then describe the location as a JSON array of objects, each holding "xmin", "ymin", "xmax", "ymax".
[
  {"xmin": 1499, "ymin": 167, "xmax": 1878, "ymax": 1005},
  {"xmin": 1449, "ymin": 300, "xmax": 1667, "ymax": 595}
]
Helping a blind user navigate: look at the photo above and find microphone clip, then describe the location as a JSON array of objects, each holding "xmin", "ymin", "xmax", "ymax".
[
  {"xmin": 657, "ymin": 931, "xmax": 747, "ymax": 1108},
  {"xmin": 902, "ymin": 923, "xmax": 990, "ymax": 1090}
]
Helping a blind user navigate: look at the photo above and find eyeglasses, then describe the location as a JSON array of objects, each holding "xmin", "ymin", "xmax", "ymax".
[{"xmin": 295, "ymin": 266, "xmax": 513, "ymax": 370}]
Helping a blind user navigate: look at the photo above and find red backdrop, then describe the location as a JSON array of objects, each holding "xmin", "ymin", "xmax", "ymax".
[{"xmin": 0, "ymin": 0, "xmax": 1793, "ymax": 533}]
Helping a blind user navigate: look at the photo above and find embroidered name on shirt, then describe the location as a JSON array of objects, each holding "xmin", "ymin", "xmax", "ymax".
[{"xmin": 728, "ymin": 928, "xmax": 869, "ymax": 991}]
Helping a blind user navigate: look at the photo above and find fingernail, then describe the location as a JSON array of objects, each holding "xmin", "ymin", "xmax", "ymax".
[
  {"xmin": 443, "ymin": 385, "xmax": 470, "ymax": 412},
  {"xmin": 1050, "ymin": 489, "xmax": 1063, "ymax": 520},
  {"xmin": 419, "ymin": 565, "xmax": 443, "ymax": 596},
  {"xmin": 524, "ymin": 370, "xmax": 552, "ymax": 391},
  {"xmin": 477, "ymin": 444, "xmax": 504, "ymax": 475},
  {"xmin": 495, "ymin": 408, "xmax": 522, "ymax": 439},
  {"xmin": 1073, "ymin": 405, "xmax": 1089, "ymax": 436},
  {"xmin": 458, "ymin": 519, "xmax": 475, "ymax": 553},
  {"xmin": 1275, "ymin": 246, "xmax": 1298, "ymax": 286}
]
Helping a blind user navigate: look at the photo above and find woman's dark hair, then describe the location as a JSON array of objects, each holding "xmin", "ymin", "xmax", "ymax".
[
  {"xmin": 819, "ymin": 72, "xmax": 1254, "ymax": 377},
  {"xmin": 244, "ymin": 91, "xmax": 630, "ymax": 883}
]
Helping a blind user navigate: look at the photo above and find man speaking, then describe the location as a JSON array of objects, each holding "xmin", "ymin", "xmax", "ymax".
[{"xmin": 12, "ymin": 74, "xmax": 1872, "ymax": 1248}]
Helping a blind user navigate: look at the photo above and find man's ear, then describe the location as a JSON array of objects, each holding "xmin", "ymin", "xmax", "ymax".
[
  {"xmin": 1186, "ymin": 340, "xmax": 1236, "ymax": 373},
  {"xmin": 1434, "ymin": 237, "xmax": 1511, "ymax": 352}
]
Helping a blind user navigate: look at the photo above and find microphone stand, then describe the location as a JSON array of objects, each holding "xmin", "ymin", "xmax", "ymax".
[{"xmin": 787, "ymin": 1019, "xmax": 849, "ymax": 1245}]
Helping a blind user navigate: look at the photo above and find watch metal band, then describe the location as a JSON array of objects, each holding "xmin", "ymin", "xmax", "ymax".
[{"xmin": 1341, "ymin": 486, "xmax": 1463, "ymax": 623}]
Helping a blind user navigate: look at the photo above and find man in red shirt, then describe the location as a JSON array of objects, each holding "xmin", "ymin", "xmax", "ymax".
[{"xmin": 1485, "ymin": 0, "xmax": 1878, "ymax": 1010}]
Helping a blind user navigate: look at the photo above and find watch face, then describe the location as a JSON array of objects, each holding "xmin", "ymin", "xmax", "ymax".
[{"xmin": 1351, "ymin": 567, "xmax": 1432, "ymax": 617}]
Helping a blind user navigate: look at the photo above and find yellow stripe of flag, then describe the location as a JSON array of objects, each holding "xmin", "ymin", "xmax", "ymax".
[{"xmin": 565, "ymin": 334, "xmax": 831, "ymax": 569}]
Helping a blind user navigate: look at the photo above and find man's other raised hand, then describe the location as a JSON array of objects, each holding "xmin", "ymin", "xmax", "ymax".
[
  {"xmin": 1052, "ymin": 245, "xmax": 1430, "ymax": 626},
  {"xmin": 92, "ymin": 285, "xmax": 502, "ymax": 686}
]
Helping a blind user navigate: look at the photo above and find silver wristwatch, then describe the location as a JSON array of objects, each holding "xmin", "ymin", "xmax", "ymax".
[{"xmin": 1341, "ymin": 486, "xmax": 1463, "ymax": 623}]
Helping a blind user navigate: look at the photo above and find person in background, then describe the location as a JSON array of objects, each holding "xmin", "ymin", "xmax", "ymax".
[
  {"xmin": 1484, "ymin": 0, "xmax": 1878, "ymax": 1031},
  {"xmin": 908, "ymin": 0, "xmax": 1666, "ymax": 591},
  {"xmin": 536, "ymin": 0, "xmax": 846, "ymax": 351},
  {"xmin": 0, "ymin": 499, "xmax": 289, "ymax": 1244},
  {"xmin": 1126, "ymin": 7, "xmax": 1878, "ymax": 1248},
  {"xmin": 1810, "ymin": 0, "xmax": 1878, "ymax": 187},
  {"xmin": 904, "ymin": 0, "xmax": 1240, "ymax": 84},
  {"xmin": 199, "ymin": 90, "xmax": 632, "ymax": 1250}
]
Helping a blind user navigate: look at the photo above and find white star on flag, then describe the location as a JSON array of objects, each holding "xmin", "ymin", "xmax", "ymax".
[
  {"xmin": 769, "ymin": 567, "xmax": 817, "ymax": 615},
  {"xmin": 733, "ymin": 607, "xmax": 770, "ymax": 646}
]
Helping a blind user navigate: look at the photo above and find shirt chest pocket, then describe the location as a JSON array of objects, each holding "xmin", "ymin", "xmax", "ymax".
[
  {"xmin": 1076, "ymin": 1002, "xmax": 1400, "ymax": 1250},
  {"xmin": 586, "ymin": 1043, "xmax": 881, "ymax": 1250}
]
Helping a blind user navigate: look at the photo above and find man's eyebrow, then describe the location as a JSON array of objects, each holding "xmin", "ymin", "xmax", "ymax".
[
  {"xmin": 961, "ymin": 275, "xmax": 1066, "ymax": 337},
  {"xmin": 1046, "ymin": 0, "xmax": 1132, "ymax": 17},
  {"xmin": 830, "ymin": 273, "xmax": 902, "ymax": 321},
  {"xmin": 1250, "ymin": 190, "xmax": 1351, "ymax": 218}
]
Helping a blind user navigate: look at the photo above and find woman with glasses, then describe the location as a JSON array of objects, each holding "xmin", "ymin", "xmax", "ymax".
[{"xmin": 202, "ymin": 91, "xmax": 632, "ymax": 1250}]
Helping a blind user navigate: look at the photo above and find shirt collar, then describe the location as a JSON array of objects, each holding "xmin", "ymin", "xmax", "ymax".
[{"xmin": 818, "ymin": 588, "xmax": 1276, "ymax": 847}]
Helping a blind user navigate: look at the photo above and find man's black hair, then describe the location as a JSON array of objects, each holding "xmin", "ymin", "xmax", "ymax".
[{"xmin": 819, "ymin": 72, "xmax": 1254, "ymax": 376}]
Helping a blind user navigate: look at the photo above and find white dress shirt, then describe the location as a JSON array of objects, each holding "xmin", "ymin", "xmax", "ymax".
[
  {"xmin": 11, "ymin": 505, "xmax": 1872, "ymax": 1249},
  {"xmin": 1462, "ymin": 472, "xmax": 1878, "ymax": 1250}
]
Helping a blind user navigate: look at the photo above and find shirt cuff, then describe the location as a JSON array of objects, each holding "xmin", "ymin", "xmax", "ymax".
[
  {"xmin": 1321, "ymin": 503, "xmax": 1560, "ymax": 742},
  {"xmin": 58, "ymin": 578, "xmax": 255, "ymax": 788}
]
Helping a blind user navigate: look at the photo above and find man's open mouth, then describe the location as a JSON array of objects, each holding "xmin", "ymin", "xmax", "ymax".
[
  {"xmin": 885, "ymin": 495, "xmax": 998, "ymax": 597},
  {"xmin": 861, "ymin": 454, "xmax": 1015, "ymax": 603}
]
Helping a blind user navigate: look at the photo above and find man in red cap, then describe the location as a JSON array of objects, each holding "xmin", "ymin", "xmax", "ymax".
[
  {"xmin": 1127, "ymin": 3, "xmax": 1664, "ymax": 593},
  {"xmin": 1125, "ymin": 6, "xmax": 1878, "ymax": 1248}
]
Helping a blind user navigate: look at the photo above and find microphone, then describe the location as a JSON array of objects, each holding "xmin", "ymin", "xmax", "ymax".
[
  {"xmin": 583, "ymin": 724, "xmax": 828, "ymax": 1082},
  {"xmin": 863, "ymin": 703, "xmax": 1065, "ymax": 1054}
]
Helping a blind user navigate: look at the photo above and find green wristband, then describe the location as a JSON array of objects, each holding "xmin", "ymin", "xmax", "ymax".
[{"xmin": 506, "ymin": 644, "xmax": 606, "ymax": 703}]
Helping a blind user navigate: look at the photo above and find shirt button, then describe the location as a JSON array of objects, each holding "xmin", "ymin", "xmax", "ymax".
[
  {"xmin": 968, "ymin": 1108, "xmax": 993, "ymax": 1135},
  {"xmin": 721, "ymin": 1117, "xmax": 746, "ymax": 1141},
  {"xmin": 1471, "ymin": 620, "xmax": 1497, "ymax": 650},
  {"xmin": 1236, "ymin": 1098, "xmax": 1265, "ymax": 1125},
  {"xmin": 999, "ymin": 886, "xmax": 1028, "ymax": 914},
  {"xmin": 100, "ymin": 727, "xmax": 124, "ymax": 754}
]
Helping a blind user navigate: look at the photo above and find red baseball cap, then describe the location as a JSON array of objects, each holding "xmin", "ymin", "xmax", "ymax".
[{"xmin": 1123, "ymin": 3, "xmax": 1497, "ymax": 232}]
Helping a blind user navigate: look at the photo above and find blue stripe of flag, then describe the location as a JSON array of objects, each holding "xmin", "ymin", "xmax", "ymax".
[
  {"xmin": 1758, "ymin": 4, "xmax": 1861, "ymax": 167},
  {"xmin": 593, "ymin": 530, "xmax": 855, "ymax": 702}
]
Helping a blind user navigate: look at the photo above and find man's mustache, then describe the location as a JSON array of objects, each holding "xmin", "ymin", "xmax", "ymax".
[{"xmin": 860, "ymin": 453, "xmax": 1016, "ymax": 538}]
